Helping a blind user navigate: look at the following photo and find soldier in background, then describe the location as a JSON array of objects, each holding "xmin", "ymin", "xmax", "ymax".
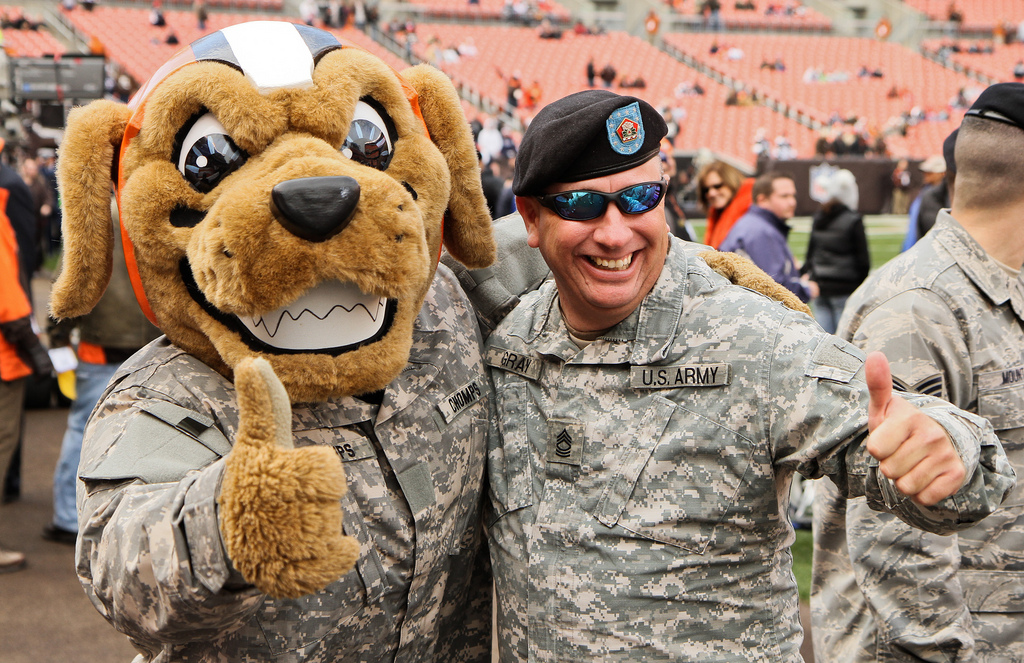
[
  {"xmin": 813, "ymin": 84, "xmax": 1024, "ymax": 663},
  {"xmin": 481, "ymin": 89, "xmax": 1014, "ymax": 662}
]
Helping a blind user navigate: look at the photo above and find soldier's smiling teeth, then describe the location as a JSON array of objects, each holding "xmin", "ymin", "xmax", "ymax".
[
  {"xmin": 239, "ymin": 280, "xmax": 389, "ymax": 351},
  {"xmin": 589, "ymin": 254, "xmax": 633, "ymax": 270}
]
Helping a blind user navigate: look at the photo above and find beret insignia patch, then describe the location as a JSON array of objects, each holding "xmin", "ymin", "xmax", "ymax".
[{"xmin": 606, "ymin": 102, "xmax": 645, "ymax": 155}]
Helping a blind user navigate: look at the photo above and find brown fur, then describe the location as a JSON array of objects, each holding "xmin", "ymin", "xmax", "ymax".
[
  {"xmin": 220, "ymin": 358, "xmax": 360, "ymax": 599},
  {"xmin": 51, "ymin": 36, "xmax": 493, "ymax": 598},
  {"xmin": 699, "ymin": 250, "xmax": 812, "ymax": 315}
]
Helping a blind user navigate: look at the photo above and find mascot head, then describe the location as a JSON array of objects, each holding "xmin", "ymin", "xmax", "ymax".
[{"xmin": 51, "ymin": 21, "xmax": 494, "ymax": 402}]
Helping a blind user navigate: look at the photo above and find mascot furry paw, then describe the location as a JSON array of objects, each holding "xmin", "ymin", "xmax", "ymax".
[{"xmin": 57, "ymin": 25, "xmax": 495, "ymax": 657}]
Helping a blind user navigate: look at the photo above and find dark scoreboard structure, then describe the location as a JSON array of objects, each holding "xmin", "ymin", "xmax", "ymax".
[{"xmin": 9, "ymin": 54, "xmax": 105, "ymax": 103}]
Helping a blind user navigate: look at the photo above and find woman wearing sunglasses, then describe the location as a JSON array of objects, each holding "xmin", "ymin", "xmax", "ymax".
[{"xmin": 697, "ymin": 159, "xmax": 754, "ymax": 249}]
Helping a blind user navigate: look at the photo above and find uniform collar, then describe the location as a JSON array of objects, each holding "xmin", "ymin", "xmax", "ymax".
[
  {"xmin": 520, "ymin": 235, "xmax": 691, "ymax": 364},
  {"xmin": 935, "ymin": 210, "xmax": 1024, "ymax": 319},
  {"xmin": 304, "ymin": 304, "xmax": 449, "ymax": 429}
]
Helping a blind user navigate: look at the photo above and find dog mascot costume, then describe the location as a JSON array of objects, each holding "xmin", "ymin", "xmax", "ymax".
[{"xmin": 52, "ymin": 22, "xmax": 496, "ymax": 662}]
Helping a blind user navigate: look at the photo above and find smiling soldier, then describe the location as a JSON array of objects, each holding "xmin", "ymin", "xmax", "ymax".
[{"xmin": 482, "ymin": 90, "xmax": 1015, "ymax": 662}]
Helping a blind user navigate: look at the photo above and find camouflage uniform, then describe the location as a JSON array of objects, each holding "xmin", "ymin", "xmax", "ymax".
[
  {"xmin": 484, "ymin": 236, "xmax": 1014, "ymax": 663},
  {"xmin": 76, "ymin": 266, "xmax": 492, "ymax": 663},
  {"xmin": 812, "ymin": 211, "xmax": 1024, "ymax": 663}
]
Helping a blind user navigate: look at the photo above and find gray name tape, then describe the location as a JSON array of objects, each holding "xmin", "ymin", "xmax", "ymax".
[
  {"xmin": 486, "ymin": 346, "xmax": 542, "ymax": 380},
  {"xmin": 630, "ymin": 363, "xmax": 731, "ymax": 389},
  {"xmin": 437, "ymin": 380, "xmax": 483, "ymax": 423},
  {"xmin": 980, "ymin": 365, "xmax": 1024, "ymax": 391}
]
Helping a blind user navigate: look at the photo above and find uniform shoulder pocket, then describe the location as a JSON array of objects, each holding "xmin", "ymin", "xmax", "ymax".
[
  {"xmin": 804, "ymin": 335, "xmax": 865, "ymax": 384},
  {"xmin": 80, "ymin": 402, "xmax": 231, "ymax": 484}
]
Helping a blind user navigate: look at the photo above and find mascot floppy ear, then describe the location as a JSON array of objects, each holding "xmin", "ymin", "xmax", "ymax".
[
  {"xmin": 401, "ymin": 64, "xmax": 495, "ymax": 270},
  {"xmin": 50, "ymin": 100, "xmax": 132, "ymax": 320}
]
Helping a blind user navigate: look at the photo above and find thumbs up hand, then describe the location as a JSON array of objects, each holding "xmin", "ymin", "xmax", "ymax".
[{"xmin": 864, "ymin": 352, "xmax": 967, "ymax": 506}]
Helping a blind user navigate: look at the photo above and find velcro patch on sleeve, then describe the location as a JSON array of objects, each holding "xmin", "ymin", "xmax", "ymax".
[{"xmin": 805, "ymin": 336, "xmax": 865, "ymax": 384}]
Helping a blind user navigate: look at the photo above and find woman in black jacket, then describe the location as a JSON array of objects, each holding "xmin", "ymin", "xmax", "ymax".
[{"xmin": 802, "ymin": 169, "xmax": 870, "ymax": 334}]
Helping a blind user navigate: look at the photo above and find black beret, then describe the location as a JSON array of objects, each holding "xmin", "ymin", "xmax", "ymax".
[
  {"xmin": 512, "ymin": 90, "xmax": 668, "ymax": 196},
  {"xmin": 942, "ymin": 128, "xmax": 958, "ymax": 175},
  {"xmin": 965, "ymin": 82, "xmax": 1024, "ymax": 131}
]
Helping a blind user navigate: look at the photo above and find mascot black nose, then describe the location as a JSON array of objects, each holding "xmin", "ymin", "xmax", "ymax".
[{"xmin": 271, "ymin": 176, "xmax": 360, "ymax": 242}]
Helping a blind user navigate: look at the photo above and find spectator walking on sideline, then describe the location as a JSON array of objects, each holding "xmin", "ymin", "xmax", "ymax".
[
  {"xmin": 0, "ymin": 143, "xmax": 38, "ymax": 294},
  {"xmin": 1, "ymin": 188, "xmax": 53, "ymax": 572},
  {"xmin": 890, "ymin": 158, "xmax": 911, "ymax": 215},
  {"xmin": 903, "ymin": 151, "xmax": 949, "ymax": 250},
  {"xmin": 813, "ymin": 82, "xmax": 1024, "ymax": 663},
  {"xmin": 697, "ymin": 159, "xmax": 752, "ymax": 249},
  {"xmin": 801, "ymin": 168, "xmax": 870, "ymax": 333},
  {"xmin": 21, "ymin": 155, "xmax": 55, "ymax": 269},
  {"xmin": 719, "ymin": 171, "xmax": 812, "ymax": 302},
  {"xmin": 480, "ymin": 89, "xmax": 1013, "ymax": 662},
  {"xmin": 43, "ymin": 199, "xmax": 161, "ymax": 544}
]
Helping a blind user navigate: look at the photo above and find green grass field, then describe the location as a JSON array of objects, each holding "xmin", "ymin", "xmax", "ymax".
[
  {"xmin": 689, "ymin": 214, "xmax": 908, "ymax": 275},
  {"xmin": 793, "ymin": 528, "xmax": 813, "ymax": 602}
]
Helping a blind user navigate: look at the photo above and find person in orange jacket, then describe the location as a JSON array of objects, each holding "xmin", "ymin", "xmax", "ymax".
[
  {"xmin": 0, "ymin": 188, "xmax": 53, "ymax": 573},
  {"xmin": 697, "ymin": 160, "xmax": 754, "ymax": 249}
]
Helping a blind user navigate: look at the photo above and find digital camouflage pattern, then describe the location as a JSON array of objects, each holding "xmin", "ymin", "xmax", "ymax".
[
  {"xmin": 75, "ymin": 266, "xmax": 492, "ymax": 663},
  {"xmin": 812, "ymin": 211, "xmax": 1024, "ymax": 663},
  {"xmin": 485, "ymin": 236, "xmax": 1014, "ymax": 663}
]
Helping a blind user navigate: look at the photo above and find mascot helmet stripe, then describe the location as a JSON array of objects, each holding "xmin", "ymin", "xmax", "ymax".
[{"xmin": 219, "ymin": 22, "xmax": 318, "ymax": 92}]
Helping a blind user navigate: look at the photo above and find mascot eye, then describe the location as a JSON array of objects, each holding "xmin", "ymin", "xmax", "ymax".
[
  {"xmin": 340, "ymin": 100, "xmax": 395, "ymax": 171},
  {"xmin": 176, "ymin": 113, "xmax": 248, "ymax": 193}
]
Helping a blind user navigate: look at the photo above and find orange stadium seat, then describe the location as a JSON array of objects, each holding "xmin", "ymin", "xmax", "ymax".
[
  {"xmin": 922, "ymin": 37, "xmax": 1024, "ymax": 83},
  {"xmin": 1, "ymin": 27, "xmax": 66, "ymax": 57},
  {"xmin": 411, "ymin": 23, "xmax": 816, "ymax": 167},
  {"xmin": 661, "ymin": 32, "xmax": 974, "ymax": 158},
  {"xmin": 903, "ymin": 0, "xmax": 1024, "ymax": 31},
  {"xmin": 62, "ymin": 7, "xmax": 407, "ymax": 90},
  {"xmin": 399, "ymin": 0, "xmax": 571, "ymax": 23},
  {"xmin": 667, "ymin": 0, "xmax": 831, "ymax": 31}
]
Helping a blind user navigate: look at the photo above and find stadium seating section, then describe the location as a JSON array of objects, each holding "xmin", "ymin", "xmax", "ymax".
[
  {"xmin": 412, "ymin": 23, "xmax": 817, "ymax": 167},
  {"xmin": 399, "ymin": 0, "xmax": 571, "ymax": 23},
  {"xmin": 2, "ymin": 27, "xmax": 66, "ymax": 57},
  {"xmin": 902, "ymin": 0, "xmax": 1024, "ymax": 32},
  {"xmin": 662, "ymin": 32, "xmax": 971, "ymax": 158},
  {"xmin": 62, "ymin": 7, "xmax": 405, "ymax": 93},
  {"xmin": 922, "ymin": 37, "xmax": 1024, "ymax": 83},
  {"xmin": 666, "ymin": 0, "xmax": 832, "ymax": 32},
  {"xmin": 1, "ymin": 5, "xmax": 66, "ymax": 57},
  {"xmin": 49, "ymin": 1, "xmax": 998, "ymax": 166}
]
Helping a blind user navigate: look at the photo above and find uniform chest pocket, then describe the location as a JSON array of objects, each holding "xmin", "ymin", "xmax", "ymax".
[
  {"xmin": 591, "ymin": 398, "xmax": 755, "ymax": 554},
  {"xmin": 489, "ymin": 381, "xmax": 534, "ymax": 520},
  {"xmin": 978, "ymin": 379, "xmax": 1024, "ymax": 508},
  {"xmin": 978, "ymin": 379, "xmax": 1024, "ymax": 436}
]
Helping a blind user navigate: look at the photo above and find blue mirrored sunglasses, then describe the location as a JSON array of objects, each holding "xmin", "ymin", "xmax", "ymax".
[{"xmin": 535, "ymin": 179, "xmax": 668, "ymax": 221}]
